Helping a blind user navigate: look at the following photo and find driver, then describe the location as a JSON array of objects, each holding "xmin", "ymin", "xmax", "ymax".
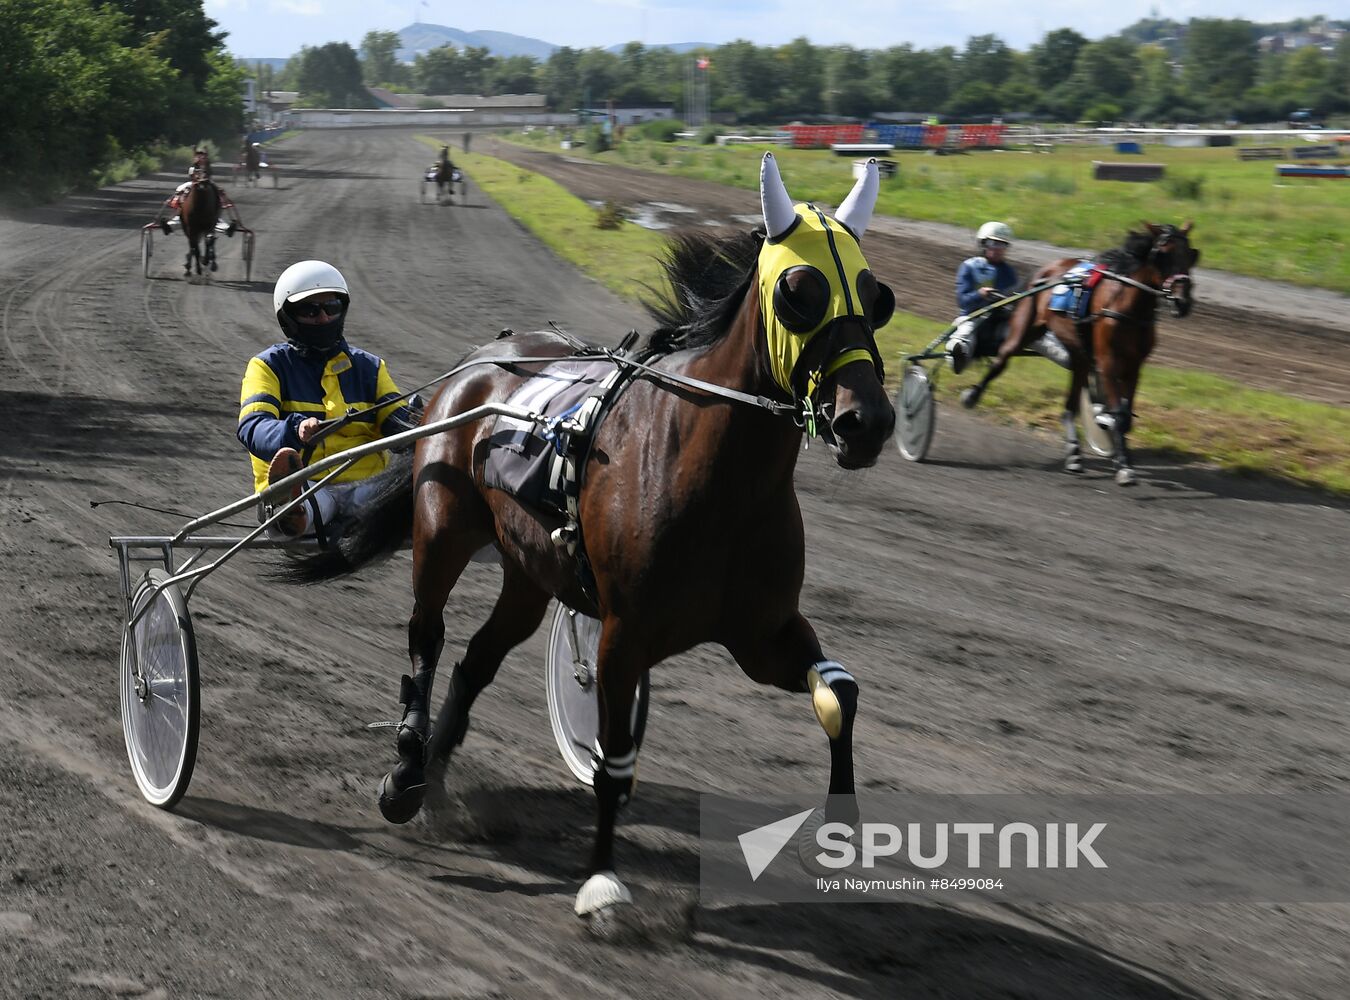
[
  {"xmin": 946, "ymin": 222, "xmax": 1068, "ymax": 372},
  {"xmin": 167, "ymin": 149, "xmax": 213, "ymax": 215},
  {"xmin": 237, "ymin": 260, "xmax": 416, "ymax": 538}
]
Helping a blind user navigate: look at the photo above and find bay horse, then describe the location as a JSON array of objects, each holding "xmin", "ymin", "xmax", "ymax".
[
  {"xmin": 292, "ymin": 154, "xmax": 896, "ymax": 917},
  {"xmin": 179, "ymin": 169, "xmax": 221, "ymax": 277},
  {"xmin": 960, "ymin": 222, "xmax": 1198, "ymax": 485},
  {"xmin": 435, "ymin": 151, "xmax": 458, "ymax": 202}
]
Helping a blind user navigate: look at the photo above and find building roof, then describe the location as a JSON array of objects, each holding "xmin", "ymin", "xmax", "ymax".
[{"xmin": 424, "ymin": 93, "xmax": 548, "ymax": 109}]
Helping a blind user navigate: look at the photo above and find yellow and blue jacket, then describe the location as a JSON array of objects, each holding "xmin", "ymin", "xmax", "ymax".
[{"xmin": 238, "ymin": 342, "xmax": 408, "ymax": 492}]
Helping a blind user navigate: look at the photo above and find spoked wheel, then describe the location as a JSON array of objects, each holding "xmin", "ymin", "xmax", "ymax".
[
  {"xmin": 419, "ymin": 178, "xmax": 428, "ymax": 203},
  {"xmin": 546, "ymin": 604, "xmax": 649, "ymax": 786},
  {"xmin": 894, "ymin": 363, "xmax": 936, "ymax": 462},
  {"xmin": 243, "ymin": 231, "xmax": 255, "ymax": 282},
  {"xmin": 119, "ymin": 568, "xmax": 200, "ymax": 809},
  {"xmin": 140, "ymin": 229, "xmax": 153, "ymax": 278},
  {"xmin": 1079, "ymin": 374, "xmax": 1114, "ymax": 458}
]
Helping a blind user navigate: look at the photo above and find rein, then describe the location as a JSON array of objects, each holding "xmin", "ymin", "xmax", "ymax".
[{"xmin": 309, "ymin": 345, "xmax": 802, "ymax": 450}]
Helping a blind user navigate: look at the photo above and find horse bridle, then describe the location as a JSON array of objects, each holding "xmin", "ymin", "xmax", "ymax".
[
  {"xmin": 1148, "ymin": 228, "xmax": 1195, "ymax": 316},
  {"xmin": 789, "ymin": 319, "xmax": 886, "ymax": 441}
]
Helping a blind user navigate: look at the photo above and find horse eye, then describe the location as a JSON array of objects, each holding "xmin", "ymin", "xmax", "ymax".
[{"xmin": 774, "ymin": 266, "xmax": 829, "ymax": 333}]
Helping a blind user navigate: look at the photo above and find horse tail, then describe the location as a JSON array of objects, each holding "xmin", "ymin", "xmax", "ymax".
[{"xmin": 271, "ymin": 449, "xmax": 415, "ymax": 584}]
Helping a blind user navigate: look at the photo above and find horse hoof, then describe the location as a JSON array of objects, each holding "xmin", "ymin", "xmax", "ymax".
[
  {"xmin": 575, "ymin": 871, "xmax": 632, "ymax": 916},
  {"xmin": 377, "ymin": 771, "xmax": 427, "ymax": 824},
  {"xmin": 1115, "ymin": 467, "xmax": 1138, "ymax": 486},
  {"xmin": 1065, "ymin": 457, "xmax": 1084, "ymax": 473},
  {"xmin": 959, "ymin": 388, "xmax": 980, "ymax": 410}
]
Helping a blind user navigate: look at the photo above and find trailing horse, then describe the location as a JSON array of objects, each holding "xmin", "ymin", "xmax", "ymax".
[
  {"xmin": 289, "ymin": 154, "xmax": 896, "ymax": 917},
  {"xmin": 179, "ymin": 171, "xmax": 221, "ymax": 277},
  {"xmin": 960, "ymin": 222, "xmax": 1198, "ymax": 485}
]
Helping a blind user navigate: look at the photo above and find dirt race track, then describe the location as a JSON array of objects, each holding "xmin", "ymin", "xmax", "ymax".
[{"xmin": 1, "ymin": 129, "xmax": 1348, "ymax": 999}]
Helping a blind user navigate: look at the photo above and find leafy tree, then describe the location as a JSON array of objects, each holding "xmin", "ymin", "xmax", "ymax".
[
  {"xmin": 576, "ymin": 48, "xmax": 621, "ymax": 107},
  {"xmin": 1030, "ymin": 28, "xmax": 1087, "ymax": 89},
  {"xmin": 1183, "ymin": 19, "xmax": 1257, "ymax": 115},
  {"xmin": 360, "ymin": 30, "xmax": 409, "ymax": 88},
  {"xmin": 1069, "ymin": 38, "xmax": 1139, "ymax": 112},
  {"xmin": 711, "ymin": 40, "xmax": 780, "ymax": 120},
  {"xmin": 945, "ymin": 81, "xmax": 1000, "ymax": 118},
  {"xmin": 457, "ymin": 46, "xmax": 494, "ymax": 94},
  {"xmin": 487, "ymin": 55, "xmax": 541, "ymax": 96},
  {"xmin": 1283, "ymin": 45, "xmax": 1333, "ymax": 110},
  {"xmin": 295, "ymin": 42, "xmax": 370, "ymax": 107},
  {"xmin": 0, "ymin": 0, "xmax": 174, "ymax": 193},
  {"xmin": 822, "ymin": 46, "xmax": 875, "ymax": 119},
  {"xmin": 1333, "ymin": 35, "xmax": 1350, "ymax": 111},
  {"xmin": 542, "ymin": 46, "xmax": 581, "ymax": 111},
  {"xmin": 961, "ymin": 34, "xmax": 1015, "ymax": 88},
  {"xmin": 776, "ymin": 38, "xmax": 824, "ymax": 117},
  {"xmin": 1132, "ymin": 44, "xmax": 1179, "ymax": 122},
  {"xmin": 414, "ymin": 46, "xmax": 462, "ymax": 95}
]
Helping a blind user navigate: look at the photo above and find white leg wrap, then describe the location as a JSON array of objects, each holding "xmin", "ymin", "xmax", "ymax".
[{"xmin": 575, "ymin": 871, "xmax": 632, "ymax": 915}]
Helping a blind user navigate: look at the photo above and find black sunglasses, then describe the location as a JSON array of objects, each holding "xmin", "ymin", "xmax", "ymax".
[{"xmin": 291, "ymin": 298, "xmax": 344, "ymax": 318}]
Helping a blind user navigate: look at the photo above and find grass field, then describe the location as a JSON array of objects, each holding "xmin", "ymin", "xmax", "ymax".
[
  {"xmin": 507, "ymin": 130, "xmax": 1350, "ymax": 293},
  {"xmin": 431, "ymin": 138, "xmax": 1350, "ymax": 496}
]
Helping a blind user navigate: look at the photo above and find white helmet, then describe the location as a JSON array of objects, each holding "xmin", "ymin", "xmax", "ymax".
[
  {"xmin": 273, "ymin": 260, "xmax": 349, "ymax": 317},
  {"xmin": 977, "ymin": 221, "xmax": 1013, "ymax": 246}
]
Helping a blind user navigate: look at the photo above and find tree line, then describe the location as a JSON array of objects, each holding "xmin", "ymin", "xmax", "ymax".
[
  {"xmin": 258, "ymin": 18, "xmax": 1349, "ymax": 125},
  {"xmin": 1, "ymin": 0, "xmax": 246, "ymax": 197}
]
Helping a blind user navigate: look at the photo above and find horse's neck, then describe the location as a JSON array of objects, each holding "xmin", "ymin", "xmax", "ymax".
[{"xmin": 677, "ymin": 296, "xmax": 802, "ymax": 479}]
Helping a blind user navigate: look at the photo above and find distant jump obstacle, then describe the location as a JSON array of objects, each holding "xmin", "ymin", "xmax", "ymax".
[{"xmin": 1092, "ymin": 161, "xmax": 1165, "ymax": 182}]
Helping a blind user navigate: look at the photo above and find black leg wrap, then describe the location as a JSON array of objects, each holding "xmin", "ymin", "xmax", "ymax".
[
  {"xmin": 593, "ymin": 763, "xmax": 634, "ymax": 811},
  {"xmin": 379, "ymin": 673, "xmax": 435, "ymax": 825},
  {"xmin": 832, "ymin": 679, "xmax": 859, "ymax": 729}
]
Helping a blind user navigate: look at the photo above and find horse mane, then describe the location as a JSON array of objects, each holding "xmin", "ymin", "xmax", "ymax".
[
  {"xmin": 642, "ymin": 229, "xmax": 761, "ymax": 355},
  {"xmin": 1096, "ymin": 230, "xmax": 1155, "ymax": 276}
]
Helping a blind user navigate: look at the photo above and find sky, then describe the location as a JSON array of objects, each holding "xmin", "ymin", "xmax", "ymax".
[{"xmin": 205, "ymin": 1, "xmax": 1330, "ymax": 59}]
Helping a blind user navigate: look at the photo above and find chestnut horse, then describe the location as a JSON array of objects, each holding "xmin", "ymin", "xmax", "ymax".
[
  {"xmin": 291, "ymin": 154, "xmax": 896, "ymax": 917},
  {"xmin": 179, "ymin": 170, "xmax": 221, "ymax": 277},
  {"xmin": 960, "ymin": 222, "xmax": 1198, "ymax": 485}
]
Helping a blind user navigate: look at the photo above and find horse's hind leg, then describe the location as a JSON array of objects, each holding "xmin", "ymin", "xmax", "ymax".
[
  {"xmin": 379, "ymin": 506, "xmax": 484, "ymax": 824},
  {"xmin": 207, "ymin": 234, "xmax": 217, "ymax": 272},
  {"xmin": 1061, "ymin": 358, "xmax": 1089, "ymax": 473},
  {"xmin": 424, "ymin": 559, "xmax": 550, "ymax": 779}
]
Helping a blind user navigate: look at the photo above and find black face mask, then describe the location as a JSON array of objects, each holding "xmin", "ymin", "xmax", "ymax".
[{"xmin": 278, "ymin": 301, "xmax": 348, "ymax": 361}]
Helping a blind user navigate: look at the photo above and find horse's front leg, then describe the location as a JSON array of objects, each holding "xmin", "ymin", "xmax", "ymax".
[
  {"xmin": 1093, "ymin": 327, "xmax": 1137, "ymax": 485},
  {"xmin": 728, "ymin": 612, "xmax": 860, "ymax": 831},
  {"xmin": 576, "ymin": 618, "xmax": 647, "ymax": 918},
  {"xmin": 183, "ymin": 241, "xmax": 193, "ymax": 276},
  {"xmin": 207, "ymin": 234, "xmax": 217, "ymax": 272}
]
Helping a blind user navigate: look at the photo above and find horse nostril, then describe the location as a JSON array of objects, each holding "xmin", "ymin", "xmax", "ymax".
[{"xmin": 831, "ymin": 408, "xmax": 866, "ymax": 440}]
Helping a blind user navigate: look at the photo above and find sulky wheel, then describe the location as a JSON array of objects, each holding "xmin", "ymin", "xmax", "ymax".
[
  {"xmin": 140, "ymin": 229, "xmax": 153, "ymax": 279},
  {"xmin": 119, "ymin": 568, "xmax": 200, "ymax": 809},
  {"xmin": 894, "ymin": 363, "xmax": 936, "ymax": 462},
  {"xmin": 546, "ymin": 604, "xmax": 649, "ymax": 785}
]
